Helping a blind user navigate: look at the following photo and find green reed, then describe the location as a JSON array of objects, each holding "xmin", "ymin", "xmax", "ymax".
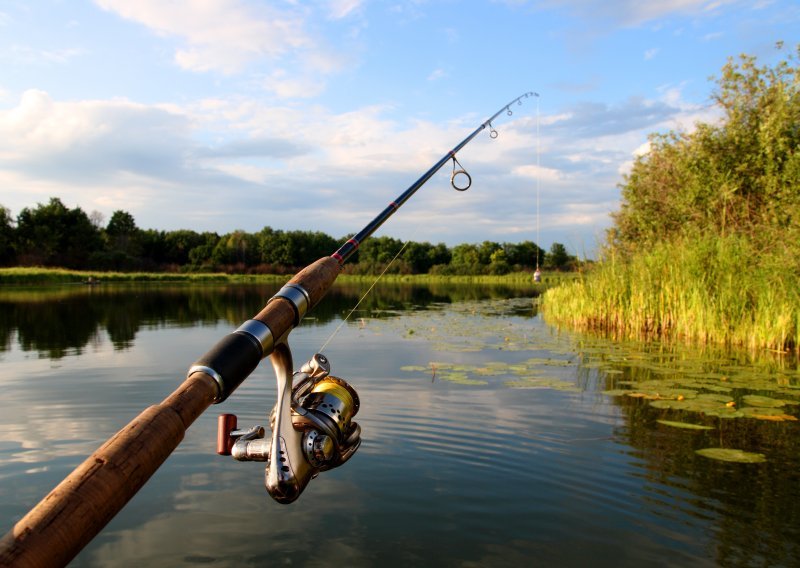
[{"xmin": 542, "ymin": 234, "xmax": 799, "ymax": 354}]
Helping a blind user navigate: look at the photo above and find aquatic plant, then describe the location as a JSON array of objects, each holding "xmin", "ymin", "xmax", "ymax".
[{"xmin": 543, "ymin": 234, "xmax": 799, "ymax": 353}]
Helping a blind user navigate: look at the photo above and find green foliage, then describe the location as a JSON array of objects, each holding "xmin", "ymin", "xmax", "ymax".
[
  {"xmin": 544, "ymin": 233, "xmax": 799, "ymax": 352},
  {"xmin": 106, "ymin": 209, "xmax": 140, "ymax": 247},
  {"xmin": 547, "ymin": 45, "xmax": 800, "ymax": 353},
  {"xmin": 546, "ymin": 242, "xmax": 570, "ymax": 269},
  {"xmin": 402, "ymin": 241, "xmax": 451, "ymax": 273},
  {"xmin": 0, "ymin": 205, "xmax": 15, "ymax": 265},
  {"xmin": 3, "ymin": 198, "xmax": 562, "ymax": 275},
  {"xmin": 211, "ymin": 230, "xmax": 259, "ymax": 267},
  {"xmin": 613, "ymin": 43, "xmax": 800, "ymax": 251},
  {"xmin": 504, "ymin": 240, "xmax": 545, "ymax": 269},
  {"xmin": 16, "ymin": 198, "xmax": 103, "ymax": 268}
]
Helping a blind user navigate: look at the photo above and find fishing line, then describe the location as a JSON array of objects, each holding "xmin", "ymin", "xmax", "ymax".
[
  {"xmin": 536, "ymin": 95, "xmax": 541, "ymax": 270},
  {"xmin": 318, "ymin": 240, "xmax": 410, "ymax": 353}
]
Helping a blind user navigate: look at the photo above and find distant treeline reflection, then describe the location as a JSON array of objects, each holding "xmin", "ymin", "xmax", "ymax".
[{"xmin": 0, "ymin": 282, "xmax": 535, "ymax": 359}]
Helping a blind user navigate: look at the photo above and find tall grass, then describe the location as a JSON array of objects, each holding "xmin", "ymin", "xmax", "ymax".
[{"xmin": 542, "ymin": 234, "xmax": 799, "ymax": 353}]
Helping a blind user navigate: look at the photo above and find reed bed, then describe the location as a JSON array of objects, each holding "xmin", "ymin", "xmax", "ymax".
[{"xmin": 542, "ymin": 235, "xmax": 799, "ymax": 354}]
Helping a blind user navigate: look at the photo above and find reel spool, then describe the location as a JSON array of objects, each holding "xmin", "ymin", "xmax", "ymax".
[{"xmin": 217, "ymin": 352, "xmax": 361, "ymax": 504}]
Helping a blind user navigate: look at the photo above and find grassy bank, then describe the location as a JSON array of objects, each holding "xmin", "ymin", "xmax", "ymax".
[
  {"xmin": 0, "ymin": 267, "xmax": 252, "ymax": 284},
  {"xmin": 0, "ymin": 266, "xmax": 574, "ymax": 287},
  {"xmin": 542, "ymin": 234, "xmax": 800, "ymax": 354}
]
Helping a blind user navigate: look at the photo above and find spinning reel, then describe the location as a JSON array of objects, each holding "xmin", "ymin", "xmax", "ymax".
[{"xmin": 217, "ymin": 345, "xmax": 361, "ymax": 504}]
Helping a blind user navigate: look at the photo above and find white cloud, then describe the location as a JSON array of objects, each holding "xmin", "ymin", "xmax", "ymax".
[
  {"xmin": 94, "ymin": 0, "xmax": 311, "ymax": 74},
  {"xmin": 703, "ymin": 31, "xmax": 724, "ymax": 41},
  {"xmin": 427, "ymin": 68, "xmax": 447, "ymax": 81},
  {"xmin": 327, "ymin": 0, "xmax": 365, "ymax": 19},
  {"xmin": 633, "ymin": 140, "xmax": 652, "ymax": 157},
  {"xmin": 644, "ymin": 48, "xmax": 659, "ymax": 60},
  {"xmin": 0, "ymin": 80, "xmax": 722, "ymax": 254},
  {"xmin": 0, "ymin": 90, "xmax": 188, "ymax": 166},
  {"xmin": 512, "ymin": 164, "xmax": 563, "ymax": 182},
  {"xmin": 4, "ymin": 45, "xmax": 85, "ymax": 65},
  {"xmin": 93, "ymin": 0, "xmax": 353, "ymax": 100},
  {"xmin": 262, "ymin": 69, "xmax": 327, "ymax": 99},
  {"xmin": 536, "ymin": 0, "xmax": 738, "ymax": 26}
]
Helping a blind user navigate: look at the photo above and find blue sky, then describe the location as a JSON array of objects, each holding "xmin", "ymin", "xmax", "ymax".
[{"xmin": 1, "ymin": 1, "xmax": 798, "ymax": 256}]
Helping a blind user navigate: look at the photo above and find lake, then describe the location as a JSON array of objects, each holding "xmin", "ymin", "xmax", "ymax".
[{"xmin": 1, "ymin": 282, "xmax": 799, "ymax": 567}]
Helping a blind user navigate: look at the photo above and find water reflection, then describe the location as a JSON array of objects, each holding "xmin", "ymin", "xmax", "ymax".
[
  {"xmin": 1, "ymin": 286, "xmax": 798, "ymax": 567},
  {"xmin": 0, "ymin": 282, "xmax": 535, "ymax": 359}
]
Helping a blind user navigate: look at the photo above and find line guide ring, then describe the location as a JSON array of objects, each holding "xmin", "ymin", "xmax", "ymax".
[{"xmin": 450, "ymin": 156, "xmax": 471, "ymax": 191}]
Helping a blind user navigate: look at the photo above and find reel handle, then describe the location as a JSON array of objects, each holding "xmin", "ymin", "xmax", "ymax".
[{"xmin": 217, "ymin": 414, "xmax": 238, "ymax": 455}]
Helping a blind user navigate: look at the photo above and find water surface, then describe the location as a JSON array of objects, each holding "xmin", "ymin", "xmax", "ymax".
[{"xmin": 1, "ymin": 283, "xmax": 798, "ymax": 567}]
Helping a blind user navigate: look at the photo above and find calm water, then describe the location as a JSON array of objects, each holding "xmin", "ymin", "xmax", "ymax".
[{"xmin": 1, "ymin": 283, "xmax": 799, "ymax": 567}]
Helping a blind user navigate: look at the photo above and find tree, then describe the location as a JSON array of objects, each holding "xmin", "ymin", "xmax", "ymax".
[
  {"xmin": 211, "ymin": 230, "xmax": 259, "ymax": 268},
  {"xmin": 16, "ymin": 197, "xmax": 102, "ymax": 268},
  {"xmin": 354, "ymin": 236, "xmax": 406, "ymax": 273},
  {"xmin": 188, "ymin": 233, "xmax": 220, "ymax": 269},
  {"xmin": 477, "ymin": 241, "xmax": 502, "ymax": 266},
  {"xmin": 0, "ymin": 205, "xmax": 15, "ymax": 265},
  {"xmin": 162, "ymin": 230, "xmax": 207, "ymax": 265},
  {"xmin": 504, "ymin": 240, "xmax": 545, "ymax": 269},
  {"xmin": 450, "ymin": 243, "xmax": 481, "ymax": 274},
  {"xmin": 106, "ymin": 210, "xmax": 142, "ymax": 258},
  {"xmin": 489, "ymin": 248, "xmax": 511, "ymax": 274},
  {"xmin": 546, "ymin": 242, "xmax": 570, "ymax": 270},
  {"xmin": 612, "ymin": 43, "xmax": 800, "ymax": 252},
  {"xmin": 403, "ymin": 242, "xmax": 438, "ymax": 274}
]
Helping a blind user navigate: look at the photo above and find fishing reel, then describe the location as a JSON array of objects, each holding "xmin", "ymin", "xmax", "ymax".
[{"xmin": 217, "ymin": 347, "xmax": 361, "ymax": 504}]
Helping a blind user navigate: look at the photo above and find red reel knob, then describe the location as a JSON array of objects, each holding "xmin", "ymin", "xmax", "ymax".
[{"xmin": 217, "ymin": 414, "xmax": 238, "ymax": 455}]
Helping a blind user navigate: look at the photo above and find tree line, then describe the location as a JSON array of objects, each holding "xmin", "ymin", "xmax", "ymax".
[{"xmin": 0, "ymin": 197, "xmax": 576, "ymax": 275}]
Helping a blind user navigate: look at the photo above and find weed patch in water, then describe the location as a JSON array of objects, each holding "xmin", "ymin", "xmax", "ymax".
[
  {"xmin": 656, "ymin": 420, "xmax": 714, "ymax": 430},
  {"xmin": 695, "ymin": 448, "xmax": 767, "ymax": 463}
]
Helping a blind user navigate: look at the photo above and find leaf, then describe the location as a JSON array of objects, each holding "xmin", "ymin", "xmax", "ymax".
[
  {"xmin": 657, "ymin": 420, "xmax": 714, "ymax": 430},
  {"xmin": 742, "ymin": 395, "xmax": 785, "ymax": 408},
  {"xmin": 695, "ymin": 448, "xmax": 766, "ymax": 463},
  {"xmin": 602, "ymin": 389, "xmax": 629, "ymax": 397},
  {"xmin": 749, "ymin": 414, "xmax": 798, "ymax": 422}
]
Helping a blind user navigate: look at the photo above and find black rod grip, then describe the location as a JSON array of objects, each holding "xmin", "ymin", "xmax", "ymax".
[{"xmin": 192, "ymin": 332, "xmax": 262, "ymax": 402}]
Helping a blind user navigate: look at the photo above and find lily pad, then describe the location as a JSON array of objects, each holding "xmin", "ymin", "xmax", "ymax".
[
  {"xmin": 695, "ymin": 448, "xmax": 766, "ymax": 463},
  {"xmin": 505, "ymin": 376, "xmax": 579, "ymax": 391},
  {"xmin": 439, "ymin": 372, "xmax": 488, "ymax": 386},
  {"xmin": 657, "ymin": 420, "xmax": 714, "ymax": 430},
  {"xmin": 742, "ymin": 395, "xmax": 785, "ymax": 408},
  {"xmin": 400, "ymin": 365, "xmax": 429, "ymax": 372},
  {"xmin": 738, "ymin": 407, "xmax": 799, "ymax": 421},
  {"xmin": 747, "ymin": 413, "xmax": 799, "ymax": 422},
  {"xmin": 602, "ymin": 389, "xmax": 629, "ymax": 397}
]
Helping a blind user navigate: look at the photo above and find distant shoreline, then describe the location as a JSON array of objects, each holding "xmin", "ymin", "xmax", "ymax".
[{"xmin": 0, "ymin": 266, "xmax": 570, "ymax": 286}]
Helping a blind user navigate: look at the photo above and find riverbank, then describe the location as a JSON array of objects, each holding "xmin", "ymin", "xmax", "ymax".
[
  {"xmin": 542, "ymin": 235, "xmax": 800, "ymax": 354},
  {"xmin": 0, "ymin": 266, "xmax": 573, "ymax": 287}
]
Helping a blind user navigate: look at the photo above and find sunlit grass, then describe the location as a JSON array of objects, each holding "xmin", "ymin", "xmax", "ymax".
[
  {"xmin": 542, "ymin": 234, "xmax": 800, "ymax": 354},
  {"xmin": 0, "ymin": 266, "xmax": 576, "ymax": 287},
  {"xmin": 0, "ymin": 267, "xmax": 238, "ymax": 284}
]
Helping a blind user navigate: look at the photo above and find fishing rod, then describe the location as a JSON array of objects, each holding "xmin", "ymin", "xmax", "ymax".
[{"xmin": 0, "ymin": 91, "xmax": 538, "ymax": 568}]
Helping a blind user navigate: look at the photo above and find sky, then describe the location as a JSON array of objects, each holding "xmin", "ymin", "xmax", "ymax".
[{"xmin": 1, "ymin": 1, "xmax": 798, "ymax": 257}]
